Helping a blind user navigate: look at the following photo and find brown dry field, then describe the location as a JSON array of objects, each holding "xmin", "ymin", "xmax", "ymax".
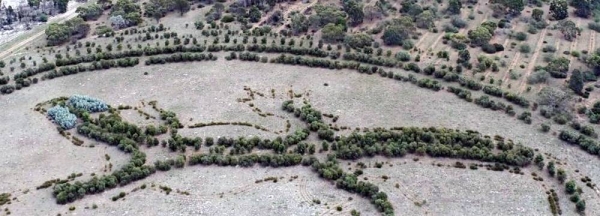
[{"xmin": 1, "ymin": 59, "xmax": 599, "ymax": 215}]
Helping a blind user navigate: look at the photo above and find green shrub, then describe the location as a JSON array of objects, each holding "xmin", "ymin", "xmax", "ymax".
[
  {"xmin": 395, "ymin": 51, "xmax": 411, "ymax": 62},
  {"xmin": 221, "ymin": 15, "xmax": 235, "ymax": 23},
  {"xmin": 519, "ymin": 44, "xmax": 531, "ymax": 53},
  {"xmin": 541, "ymin": 123, "xmax": 550, "ymax": 132},
  {"xmin": 514, "ymin": 32, "xmax": 528, "ymax": 41}
]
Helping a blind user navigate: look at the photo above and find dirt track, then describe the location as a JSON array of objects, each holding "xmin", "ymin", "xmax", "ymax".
[{"xmin": 0, "ymin": 2, "xmax": 80, "ymax": 60}]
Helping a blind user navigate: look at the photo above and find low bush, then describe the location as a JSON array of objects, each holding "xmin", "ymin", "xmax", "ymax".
[{"xmin": 447, "ymin": 86, "xmax": 473, "ymax": 102}]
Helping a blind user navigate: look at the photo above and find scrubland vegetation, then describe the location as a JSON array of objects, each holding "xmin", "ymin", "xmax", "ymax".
[{"xmin": 2, "ymin": 0, "xmax": 600, "ymax": 214}]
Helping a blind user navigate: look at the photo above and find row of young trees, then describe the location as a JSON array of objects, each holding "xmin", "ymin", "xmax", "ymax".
[
  {"xmin": 42, "ymin": 59, "xmax": 139, "ymax": 80},
  {"xmin": 45, "ymin": 17, "xmax": 90, "ymax": 46},
  {"xmin": 558, "ymin": 130, "xmax": 600, "ymax": 156},
  {"xmin": 145, "ymin": 53, "xmax": 217, "ymax": 65},
  {"xmin": 330, "ymin": 127, "xmax": 534, "ymax": 167}
]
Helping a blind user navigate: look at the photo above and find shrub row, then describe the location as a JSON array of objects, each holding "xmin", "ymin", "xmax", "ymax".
[
  {"xmin": 188, "ymin": 153, "xmax": 303, "ymax": 167},
  {"xmin": 503, "ymin": 92, "xmax": 530, "ymax": 108},
  {"xmin": 53, "ymin": 151, "xmax": 153, "ymax": 204},
  {"xmin": 458, "ymin": 77, "xmax": 483, "ymax": 91},
  {"xmin": 332, "ymin": 127, "xmax": 534, "ymax": 167},
  {"xmin": 246, "ymin": 44, "xmax": 329, "ymax": 58},
  {"xmin": 558, "ymin": 130, "xmax": 600, "ymax": 156},
  {"xmin": 42, "ymin": 59, "xmax": 139, "ymax": 80},
  {"xmin": 145, "ymin": 53, "xmax": 216, "ymax": 65},
  {"xmin": 447, "ymin": 86, "xmax": 473, "ymax": 102},
  {"xmin": 13, "ymin": 63, "xmax": 56, "ymax": 80},
  {"xmin": 342, "ymin": 52, "xmax": 397, "ymax": 67},
  {"xmin": 53, "ymin": 109, "xmax": 153, "ymax": 204},
  {"xmin": 312, "ymin": 160, "xmax": 394, "ymax": 215},
  {"xmin": 474, "ymin": 95, "xmax": 507, "ymax": 112},
  {"xmin": 55, "ymin": 50, "xmax": 144, "ymax": 67}
]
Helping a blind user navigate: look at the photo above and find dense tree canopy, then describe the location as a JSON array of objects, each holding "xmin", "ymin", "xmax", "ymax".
[
  {"xmin": 76, "ymin": 4, "xmax": 104, "ymax": 21},
  {"xmin": 321, "ymin": 24, "xmax": 346, "ymax": 43},
  {"xmin": 381, "ymin": 17, "xmax": 415, "ymax": 46},
  {"xmin": 550, "ymin": 0, "xmax": 569, "ymax": 20},
  {"xmin": 342, "ymin": 0, "xmax": 364, "ymax": 26},
  {"xmin": 45, "ymin": 17, "xmax": 90, "ymax": 46},
  {"xmin": 55, "ymin": 0, "xmax": 69, "ymax": 13},
  {"xmin": 490, "ymin": 0, "xmax": 525, "ymax": 15},
  {"xmin": 468, "ymin": 26, "xmax": 493, "ymax": 46},
  {"xmin": 447, "ymin": 0, "xmax": 462, "ymax": 15},
  {"xmin": 290, "ymin": 13, "xmax": 309, "ymax": 35},
  {"xmin": 111, "ymin": 0, "xmax": 143, "ymax": 28},
  {"xmin": 309, "ymin": 4, "xmax": 347, "ymax": 29}
]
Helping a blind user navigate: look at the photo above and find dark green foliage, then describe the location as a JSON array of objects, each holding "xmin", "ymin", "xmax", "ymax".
[
  {"xmin": 569, "ymin": 69, "xmax": 584, "ymax": 95},
  {"xmin": 310, "ymin": 4, "xmax": 347, "ymax": 29},
  {"xmin": 550, "ymin": 0, "xmax": 569, "ymax": 20},
  {"xmin": 482, "ymin": 85, "xmax": 503, "ymax": 97},
  {"xmin": 532, "ymin": 8, "xmax": 543, "ymax": 21},
  {"xmin": 566, "ymin": 180, "xmax": 577, "ymax": 194},
  {"xmin": 468, "ymin": 26, "xmax": 492, "ymax": 46},
  {"xmin": 344, "ymin": 33, "xmax": 373, "ymax": 49},
  {"xmin": 514, "ymin": 32, "xmax": 527, "ymax": 41},
  {"xmin": 558, "ymin": 130, "xmax": 600, "ymax": 156},
  {"xmin": 447, "ymin": 0, "xmax": 462, "ymax": 14},
  {"xmin": 145, "ymin": 53, "xmax": 215, "ymax": 65},
  {"xmin": 458, "ymin": 77, "xmax": 482, "ymax": 91},
  {"xmin": 534, "ymin": 154, "xmax": 544, "ymax": 169},
  {"xmin": 77, "ymin": 4, "xmax": 103, "ymax": 21},
  {"xmin": 342, "ymin": 0, "xmax": 364, "ymax": 26},
  {"xmin": 491, "ymin": 0, "xmax": 524, "ymax": 15},
  {"xmin": 246, "ymin": 44, "xmax": 329, "ymax": 58},
  {"xmin": 576, "ymin": 200, "xmax": 586, "ymax": 212},
  {"xmin": 45, "ymin": 17, "xmax": 90, "ymax": 46},
  {"xmin": 110, "ymin": 0, "xmax": 143, "ymax": 27},
  {"xmin": 322, "ymin": 24, "xmax": 346, "ymax": 43},
  {"xmin": 517, "ymin": 112, "xmax": 532, "ymax": 124},
  {"xmin": 541, "ymin": 124, "xmax": 550, "ymax": 133},
  {"xmin": 43, "ymin": 59, "xmax": 139, "ymax": 80},
  {"xmin": 0, "ymin": 85, "xmax": 15, "ymax": 94},
  {"xmin": 547, "ymin": 161, "xmax": 556, "ymax": 177},
  {"xmin": 557, "ymin": 168, "xmax": 566, "ymax": 183},
  {"xmin": 503, "ymin": 92, "xmax": 530, "ymax": 108},
  {"xmin": 382, "ymin": 25, "xmax": 409, "ymax": 46},
  {"xmin": 55, "ymin": 0, "xmax": 69, "ymax": 13},
  {"xmin": 342, "ymin": 53, "xmax": 396, "ymax": 67},
  {"xmin": 447, "ymin": 86, "xmax": 472, "ymax": 102},
  {"xmin": 0, "ymin": 76, "xmax": 9, "ymax": 85},
  {"xmin": 335, "ymin": 126, "xmax": 533, "ymax": 166}
]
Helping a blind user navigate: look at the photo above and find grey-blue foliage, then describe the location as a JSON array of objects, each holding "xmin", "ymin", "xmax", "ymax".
[
  {"xmin": 67, "ymin": 95, "xmax": 109, "ymax": 112},
  {"xmin": 47, "ymin": 105, "xmax": 77, "ymax": 129}
]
